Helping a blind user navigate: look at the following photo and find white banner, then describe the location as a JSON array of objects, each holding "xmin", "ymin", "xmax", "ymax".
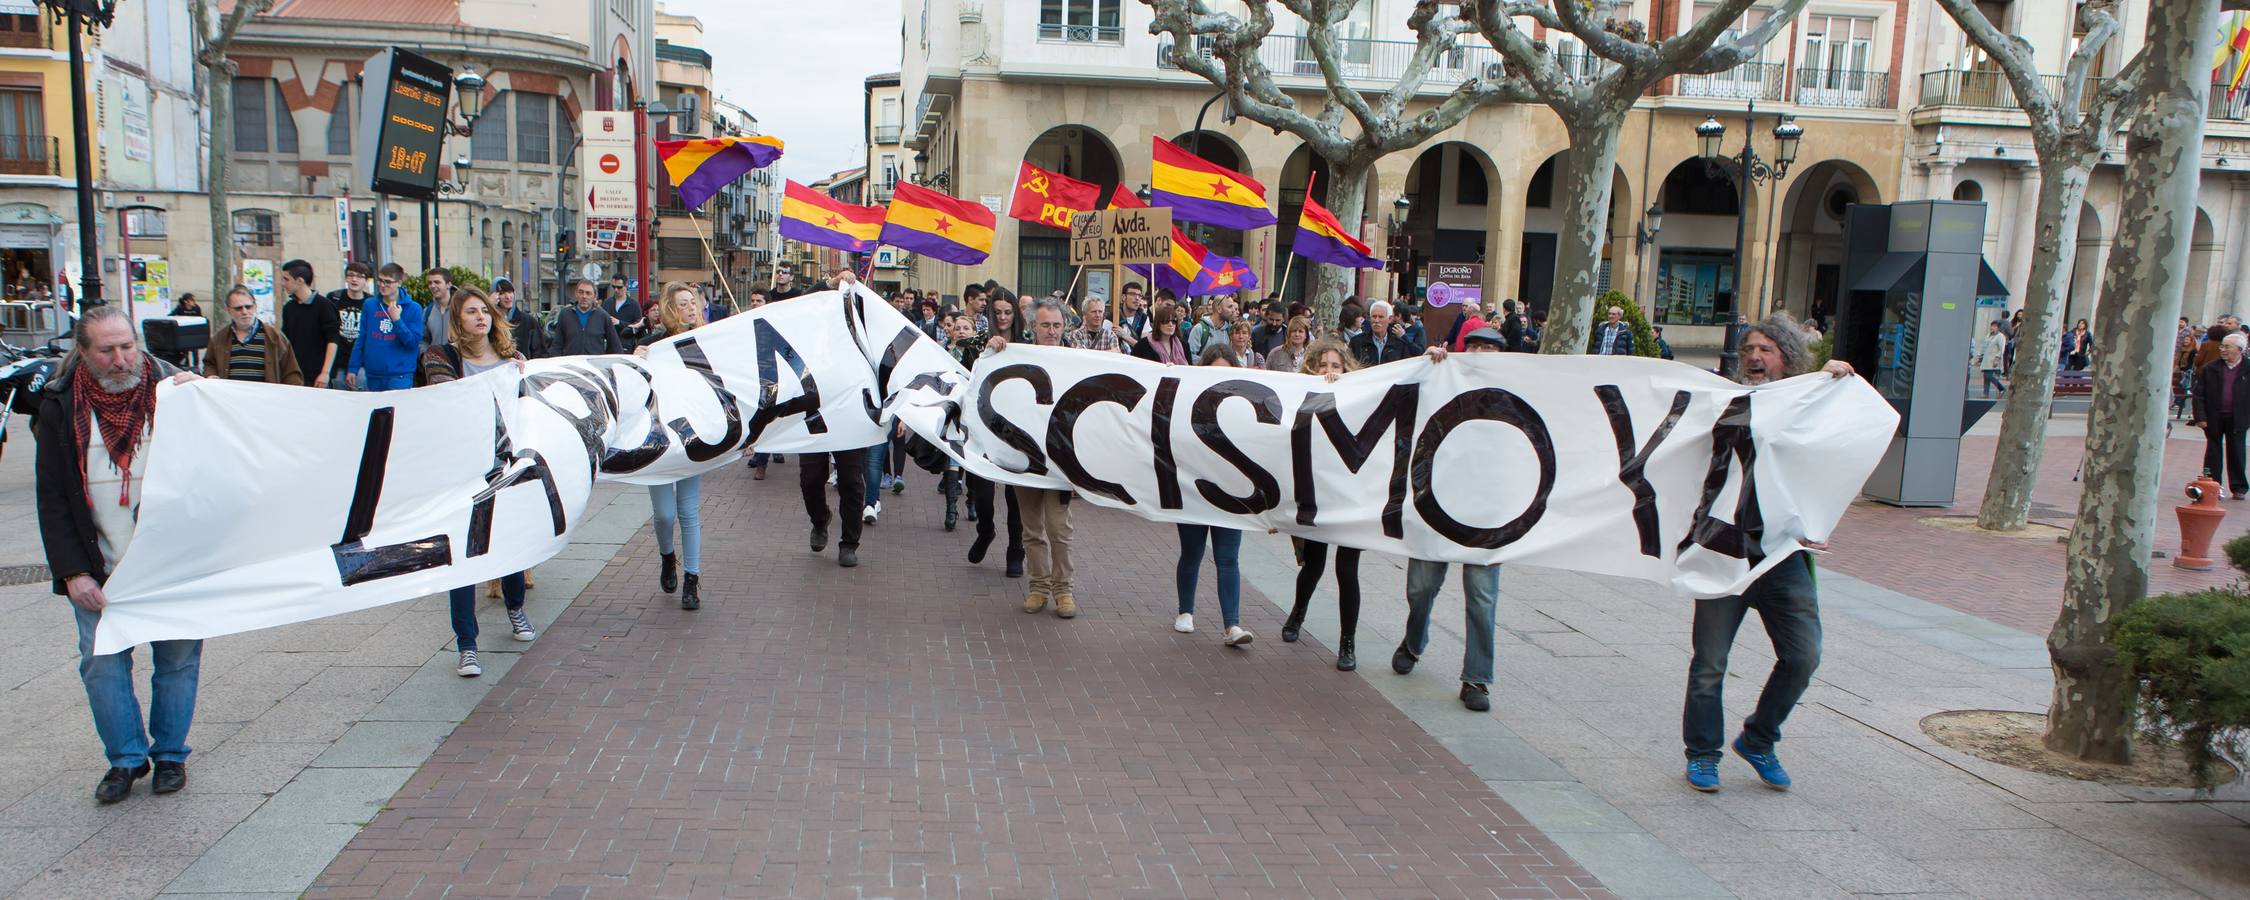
[{"xmin": 93, "ymin": 289, "xmax": 1897, "ymax": 653}]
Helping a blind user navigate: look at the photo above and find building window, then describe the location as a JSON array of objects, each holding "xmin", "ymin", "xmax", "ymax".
[
  {"xmin": 233, "ymin": 210, "xmax": 280, "ymax": 248},
  {"xmin": 0, "ymin": 14, "xmax": 40, "ymax": 49},
  {"xmin": 1802, "ymin": 14, "xmax": 1875, "ymax": 79},
  {"xmin": 1039, "ymin": 0, "xmax": 1121, "ymax": 43},
  {"xmin": 232, "ymin": 77, "xmax": 267, "ymax": 152},
  {"xmin": 659, "ymin": 236, "xmax": 701, "ymax": 268},
  {"xmin": 325, "ymin": 85, "xmax": 351, "ymax": 156},
  {"xmin": 557, "ymin": 109, "xmax": 576, "ymax": 167},
  {"xmin": 124, "ymin": 208, "xmax": 165, "ymax": 238},
  {"xmin": 273, "ymin": 81, "xmax": 298, "ymax": 154},
  {"xmin": 516, "ymin": 93, "xmax": 551, "ymax": 164},
  {"xmin": 473, "ymin": 91, "xmax": 511, "ymax": 162},
  {"xmin": 1454, "ymin": 152, "xmax": 1487, "ymax": 206},
  {"xmin": 0, "ymin": 87, "xmax": 42, "ymax": 162}
]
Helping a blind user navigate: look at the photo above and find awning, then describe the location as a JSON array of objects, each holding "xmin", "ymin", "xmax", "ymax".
[{"xmin": 1978, "ymin": 259, "xmax": 2009, "ymax": 297}]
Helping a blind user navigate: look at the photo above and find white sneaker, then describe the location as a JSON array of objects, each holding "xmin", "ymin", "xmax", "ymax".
[
  {"xmin": 1223, "ymin": 626, "xmax": 1255, "ymax": 646},
  {"xmin": 508, "ymin": 608, "xmax": 537, "ymax": 642},
  {"xmin": 827, "ymin": 470, "xmax": 837, "ymax": 486},
  {"xmin": 1174, "ymin": 613, "xmax": 1195, "ymax": 633},
  {"xmin": 863, "ymin": 503, "xmax": 879, "ymax": 524},
  {"xmin": 456, "ymin": 649, "xmax": 482, "ymax": 677}
]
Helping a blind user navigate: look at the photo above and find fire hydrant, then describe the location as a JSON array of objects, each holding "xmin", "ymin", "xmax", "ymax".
[{"xmin": 2177, "ymin": 472, "xmax": 2227, "ymax": 571}]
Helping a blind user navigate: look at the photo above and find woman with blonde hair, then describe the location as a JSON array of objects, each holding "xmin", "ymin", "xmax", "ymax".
[
  {"xmin": 422, "ymin": 286, "xmax": 533, "ymax": 677},
  {"xmin": 1281, "ymin": 338, "xmax": 1366, "ymax": 670},
  {"xmin": 1263, "ymin": 315, "xmax": 1311, "ymax": 373},
  {"xmin": 632, "ymin": 282, "xmax": 713, "ymax": 610}
]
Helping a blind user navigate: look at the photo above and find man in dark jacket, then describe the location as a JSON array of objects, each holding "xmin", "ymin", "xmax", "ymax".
[
  {"xmin": 491, "ymin": 279, "xmax": 547, "ymax": 359},
  {"xmin": 553, "ymin": 278, "xmax": 625, "ymax": 356},
  {"xmin": 1349, "ymin": 299, "xmax": 1420, "ymax": 367},
  {"xmin": 277, "ymin": 259, "xmax": 340, "ymax": 387},
  {"xmin": 1594, "ymin": 305, "xmax": 1634, "ymax": 355},
  {"xmin": 35, "ymin": 305, "xmax": 205, "ymax": 804},
  {"xmin": 2193, "ymin": 331, "xmax": 2250, "ymax": 497}
]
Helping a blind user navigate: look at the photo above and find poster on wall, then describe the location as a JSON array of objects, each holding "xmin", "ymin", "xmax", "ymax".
[
  {"xmin": 242, "ymin": 259, "xmax": 276, "ymax": 323},
  {"xmin": 128, "ymin": 255, "xmax": 169, "ymax": 320}
]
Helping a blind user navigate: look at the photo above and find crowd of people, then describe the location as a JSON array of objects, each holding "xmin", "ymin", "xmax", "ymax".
[{"xmin": 34, "ymin": 262, "xmax": 1851, "ymax": 806}]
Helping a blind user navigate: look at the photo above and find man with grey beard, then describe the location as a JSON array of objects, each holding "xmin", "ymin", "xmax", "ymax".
[
  {"xmin": 1681, "ymin": 313, "xmax": 1854, "ymax": 794},
  {"xmin": 34, "ymin": 305, "xmax": 204, "ymax": 804}
]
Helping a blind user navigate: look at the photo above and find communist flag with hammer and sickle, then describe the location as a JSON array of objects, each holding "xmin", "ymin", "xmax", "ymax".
[{"xmin": 1007, "ymin": 160, "xmax": 1101, "ymax": 230}]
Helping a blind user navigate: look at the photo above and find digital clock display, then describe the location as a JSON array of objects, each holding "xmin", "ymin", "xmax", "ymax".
[{"xmin": 356, "ymin": 47, "xmax": 452, "ymax": 200}]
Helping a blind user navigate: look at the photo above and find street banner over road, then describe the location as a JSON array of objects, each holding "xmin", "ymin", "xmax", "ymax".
[{"xmin": 93, "ymin": 290, "xmax": 1896, "ymax": 653}]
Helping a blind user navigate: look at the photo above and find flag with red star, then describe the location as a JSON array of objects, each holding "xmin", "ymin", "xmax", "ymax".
[
  {"xmin": 880, "ymin": 181, "xmax": 995, "ymax": 266},
  {"xmin": 1149, "ymin": 136, "xmax": 1276, "ymax": 231},
  {"xmin": 779, "ymin": 179, "xmax": 884, "ymax": 253}
]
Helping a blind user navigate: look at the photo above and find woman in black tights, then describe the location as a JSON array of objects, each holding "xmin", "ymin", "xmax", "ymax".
[
  {"xmin": 1281, "ymin": 339, "xmax": 1364, "ymax": 670},
  {"xmin": 965, "ymin": 291, "xmax": 1025, "ymax": 576}
]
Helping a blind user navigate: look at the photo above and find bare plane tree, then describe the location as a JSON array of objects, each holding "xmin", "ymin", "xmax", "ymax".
[
  {"xmin": 192, "ymin": 0, "xmax": 273, "ymax": 302},
  {"xmin": 1933, "ymin": 0, "xmax": 2138, "ymax": 534},
  {"xmin": 1463, "ymin": 0, "xmax": 1807, "ymax": 354},
  {"xmin": 1144, "ymin": 0, "xmax": 1534, "ymax": 326}
]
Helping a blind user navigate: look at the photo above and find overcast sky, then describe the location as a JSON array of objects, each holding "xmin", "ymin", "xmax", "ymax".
[{"xmin": 661, "ymin": 1, "xmax": 902, "ymax": 187}]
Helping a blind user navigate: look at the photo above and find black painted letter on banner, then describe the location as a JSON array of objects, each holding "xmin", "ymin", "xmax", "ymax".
[
  {"xmin": 1679, "ymin": 394, "xmax": 1765, "ymax": 564},
  {"xmin": 1191, "ymin": 379, "xmax": 1282, "ymax": 514},
  {"xmin": 331, "ymin": 407, "xmax": 451, "ymax": 586},
  {"xmin": 1291, "ymin": 384, "xmax": 1418, "ymax": 536},
  {"xmin": 1597, "ymin": 386, "xmax": 1692, "ymax": 558},
  {"xmin": 466, "ymin": 399, "xmax": 567, "ymax": 558},
  {"xmin": 668, "ymin": 337, "xmax": 747, "ymax": 461},
  {"xmin": 1151, "ymin": 377, "xmax": 1183, "ymax": 510},
  {"xmin": 1046, "ymin": 373, "xmax": 1145, "ymax": 504},
  {"xmin": 978, "ymin": 364, "xmax": 1053, "ymax": 475},
  {"xmin": 1410, "ymin": 388, "xmax": 1555, "ymax": 549},
  {"xmin": 750, "ymin": 318, "xmax": 827, "ymax": 442}
]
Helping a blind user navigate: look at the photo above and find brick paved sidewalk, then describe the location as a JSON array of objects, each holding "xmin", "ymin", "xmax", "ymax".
[
  {"xmin": 1820, "ymin": 417, "xmax": 2250, "ymax": 633},
  {"xmin": 308, "ymin": 463, "xmax": 1608, "ymax": 899}
]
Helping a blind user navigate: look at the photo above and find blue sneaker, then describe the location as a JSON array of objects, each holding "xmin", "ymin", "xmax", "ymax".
[
  {"xmin": 1685, "ymin": 757, "xmax": 1720, "ymax": 792},
  {"xmin": 1733, "ymin": 736, "xmax": 1791, "ymax": 790}
]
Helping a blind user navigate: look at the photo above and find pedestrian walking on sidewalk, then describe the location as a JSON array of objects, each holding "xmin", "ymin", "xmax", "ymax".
[
  {"xmin": 1171, "ymin": 342, "xmax": 1255, "ymax": 646},
  {"xmin": 1391, "ymin": 334, "xmax": 1510, "ymax": 711},
  {"xmin": 994, "ymin": 299, "xmax": 1077, "ymax": 617},
  {"xmin": 1681, "ymin": 313, "xmax": 1855, "ymax": 793},
  {"xmin": 1973, "ymin": 320, "xmax": 2008, "ymax": 397},
  {"xmin": 2192, "ymin": 331, "xmax": 2250, "ymax": 499},
  {"xmin": 34, "ymin": 305, "xmax": 206, "ymax": 803},
  {"xmin": 636, "ymin": 283, "xmax": 715, "ymax": 609},
  {"xmin": 422, "ymin": 288, "xmax": 535, "ymax": 676},
  {"xmin": 1283, "ymin": 340, "xmax": 1364, "ymax": 670},
  {"xmin": 966, "ymin": 292, "xmax": 1025, "ymax": 576}
]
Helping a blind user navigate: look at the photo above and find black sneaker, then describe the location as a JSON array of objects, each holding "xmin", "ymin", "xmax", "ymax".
[
  {"xmin": 1391, "ymin": 645, "xmax": 1418, "ymax": 675},
  {"xmin": 810, "ymin": 524, "xmax": 828, "ymax": 552},
  {"xmin": 151, "ymin": 761, "xmax": 186, "ymax": 795},
  {"xmin": 839, "ymin": 546, "xmax": 859, "ymax": 568},
  {"xmin": 1460, "ymin": 682, "xmax": 1492, "ymax": 712},
  {"xmin": 94, "ymin": 763, "xmax": 149, "ymax": 804}
]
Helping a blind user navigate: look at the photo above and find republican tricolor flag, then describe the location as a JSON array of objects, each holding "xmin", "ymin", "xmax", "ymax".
[
  {"xmin": 1291, "ymin": 192, "xmax": 1382, "ymax": 269},
  {"xmin": 654, "ymin": 135, "xmax": 785, "ymax": 210},
  {"xmin": 1149, "ymin": 136, "xmax": 1276, "ymax": 231},
  {"xmin": 779, "ymin": 180, "xmax": 884, "ymax": 253},
  {"xmin": 880, "ymin": 181, "xmax": 995, "ymax": 266}
]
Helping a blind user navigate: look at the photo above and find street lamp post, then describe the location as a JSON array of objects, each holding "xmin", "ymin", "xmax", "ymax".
[
  {"xmin": 1697, "ymin": 102, "xmax": 1801, "ymax": 378},
  {"xmin": 1386, "ymin": 195, "xmax": 1411, "ymax": 303},
  {"xmin": 430, "ymin": 67, "xmax": 485, "ymax": 272},
  {"xmin": 37, "ymin": 0, "xmax": 116, "ymax": 306}
]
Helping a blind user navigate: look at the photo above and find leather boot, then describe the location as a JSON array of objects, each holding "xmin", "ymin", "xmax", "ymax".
[
  {"xmin": 680, "ymin": 573, "xmax": 700, "ymax": 610},
  {"xmin": 1281, "ymin": 613, "xmax": 1304, "ymax": 643},
  {"xmin": 942, "ymin": 472, "xmax": 960, "ymax": 532},
  {"xmin": 659, "ymin": 552, "xmax": 678, "ymax": 593},
  {"xmin": 1005, "ymin": 546, "xmax": 1025, "ymax": 579},
  {"xmin": 1336, "ymin": 636, "xmax": 1357, "ymax": 671}
]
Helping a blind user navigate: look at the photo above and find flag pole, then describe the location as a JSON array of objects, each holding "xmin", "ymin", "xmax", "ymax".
[
  {"xmin": 1063, "ymin": 264, "xmax": 1086, "ymax": 303},
  {"xmin": 1275, "ymin": 254, "xmax": 1298, "ymax": 304},
  {"xmin": 684, "ymin": 206, "xmax": 738, "ymax": 314},
  {"xmin": 1279, "ymin": 168, "xmax": 1316, "ymax": 306}
]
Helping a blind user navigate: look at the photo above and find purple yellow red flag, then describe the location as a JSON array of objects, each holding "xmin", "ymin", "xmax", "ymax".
[
  {"xmin": 779, "ymin": 180, "xmax": 885, "ymax": 253},
  {"xmin": 1291, "ymin": 192, "xmax": 1382, "ymax": 269},
  {"xmin": 1149, "ymin": 136, "xmax": 1276, "ymax": 230},
  {"xmin": 1008, "ymin": 161, "xmax": 1101, "ymax": 229},
  {"xmin": 879, "ymin": 181, "xmax": 995, "ymax": 266},
  {"xmin": 654, "ymin": 135, "xmax": 785, "ymax": 210}
]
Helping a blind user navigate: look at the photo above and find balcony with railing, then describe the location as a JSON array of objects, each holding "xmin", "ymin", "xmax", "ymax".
[
  {"xmin": 1040, "ymin": 22, "xmax": 1122, "ymax": 43},
  {"xmin": 872, "ymin": 124, "xmax": 901, "ymax": 144},
  {"xmin": 1157, "ymin": 33, "xmax": 1504, "ymax": 89},
  {"xmin": 0, "ymin": 135, "xmax": 57, "ymax": 177},
  {"xmin": 1916, "ymin": 68, "xmax": 2246, "ymax": 123},
  {"xmin": 1795, "ymin": 68, "xmax": 1890, "ymax": 108},
  {"xmin": 1675, "ymin": 62, "xmax": 1786, "ymax": 102}
]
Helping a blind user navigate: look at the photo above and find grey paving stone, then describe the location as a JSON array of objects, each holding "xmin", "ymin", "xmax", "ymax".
[
  {"xmin": 359, "ymin": 646, "xmax": 522, "ymax": 722},
  {"xmin": 1438, "ymin": 733, "xmax": 1575, "ymax": 782},
  {"xmin": 168, "ymin": 741, "xmax": 325, "ymax": 795},
  {"xmin": 1487, "ymin": 780, "xmax": 1644, "ymax": 833},
  {"xmin": 162, "ymin": 822, "xmax": 360, "ymax": 894},
  {"xmin": 75, "ymin": 792, "xmax": 266, "ymax": 858},
  {"xmin": 12, "ymin": 848, "xmax": 197, "ymax": 900},
  {"xmin": 1762, "ymin": 828, "xmax": 1952, "ymax": 894},
  {"xmin": 1697, "ymin": 860, "xmax": 1854, "ymax": 900},
  {"xmin": 1543, "ymin": 830, "xmax": 1731, "ymax": 898},
  {"xmin": 0, "ymin": 825, "xmax": 105, "ymax": 896},
  {"xmin": 310, "ymin": 720, "xmax": 458, "ymax": 769},
  {"xmin": 251, "ymin": 767, "xmax": 414, "ymax": 825}
]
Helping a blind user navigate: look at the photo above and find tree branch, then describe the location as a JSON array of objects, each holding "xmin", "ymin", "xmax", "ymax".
[
  {"xmin": 1552, "ymin": 0, "xmax": 1650, "ymax": 65},
  {"xmin": 1932, "ymin": 0, "xmax": 2063, "ymax": 148},
  {"xmin": 1673, "ymin": 0, "xmax": 1812, "ymax": 74},
  {"xmin": 2058, "ymin": 1, "xmax": 2120, "ymax": 117},
  {"xmin": 1467, "ymin": 0, "xmax": 1582, "ymax": 107}
]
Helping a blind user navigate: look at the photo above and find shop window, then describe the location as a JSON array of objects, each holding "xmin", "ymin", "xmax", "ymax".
[
  {"xmin": 233, "ymin": 210, "xmax": 280, "ymax": 248},
  {"xmin": 124, "ymin": 208, "xmax": 166, "ymax": 238}
]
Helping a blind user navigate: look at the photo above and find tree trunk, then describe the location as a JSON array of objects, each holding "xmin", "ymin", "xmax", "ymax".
[
  {"xmin": 205, "ymin": 57, "xmax": 234, "ymax": 302},
  {"xmin": 1977, "ymin": 160, "xmax": 2091, "ymax": 531},
  {"xmin": 1538, "ymin": 114, "xmax": 1621, "ymax": 355},
  {"xmin": 2047, "ymin": 0, "xmax": 2220, "ymax": 764},
  {"xmin": 1311, "ymin": 156, "xmax": 1371, "ymax": 332}
]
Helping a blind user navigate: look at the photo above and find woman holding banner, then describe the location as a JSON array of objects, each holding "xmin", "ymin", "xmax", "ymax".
[
  {"xmin": 1265, "ymin": 316, "xmax": 1312, "ymax": 373},
  {"xmin": 1172, "ymin": 342, "xmax": 1255, "ymax": 646},
  {"xmin": 966, "ymin": 288, "xmax": 1025, "ymax": 577},
  {"xmin": 1280, "ymin": 340, "xmax": 1365, "ymax": 670},
  {"xmin": 420, "ymin": 287, "xmax": 535, "ymax": 677},
  {"xmin": 634, "ymin": 283, "xmax": 713, "ymax": 610}
]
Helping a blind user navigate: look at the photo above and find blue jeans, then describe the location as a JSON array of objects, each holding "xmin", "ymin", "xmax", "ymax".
[
  {"xmin": 1175, "ymin": 524, "xmax": 1243, "ymax": 627},
  {"xmin": 74, "ymin": 604, "xmax": 202, "ymax": 768},
  {"xmin": 1402, "ymin": 560, "xmax": 1499, "ymax": 686},
  {"xmin": 1683, "ymin": 552, "xmax": 1821, "ymax": 762},
  {"xmin": 862, "ymin": 441, "xmax": 887, "ymax": 506},
  {"xmin": 648, "ymin": 474, "xmax": 703, "ymax": 574},
  {"xmin": 449, "ymin": 572, "xmax": 526, "ymax": 654},
  {"xmin": 362, "ymin": 372, "xmax": 413, "ymax": 391}
]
